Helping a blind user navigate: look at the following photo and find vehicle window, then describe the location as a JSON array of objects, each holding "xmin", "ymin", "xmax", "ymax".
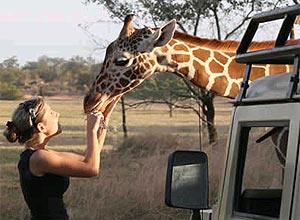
[{"xmin": 234, "ymin": 125, "xmax": 288, "ymax": 218}]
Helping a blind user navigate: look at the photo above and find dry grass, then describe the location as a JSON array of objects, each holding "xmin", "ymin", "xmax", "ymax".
[{"xmin": 63, "ymin": 133, "xmax": 227, "ymax": 220}]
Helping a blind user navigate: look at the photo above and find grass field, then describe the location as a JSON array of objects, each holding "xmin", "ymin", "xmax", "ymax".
[{"xmin": 0, "ymin": 96, "xmax": 233, "ymax": 219}]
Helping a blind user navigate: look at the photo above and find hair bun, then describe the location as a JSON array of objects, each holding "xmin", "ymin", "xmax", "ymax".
[{"xmin": 3, "ymin": 121, "xmax": 19, "ymax": 143}]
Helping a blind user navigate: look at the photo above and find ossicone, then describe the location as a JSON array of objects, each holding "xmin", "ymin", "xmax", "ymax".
[{"xmin": 119, "ymin": 14, "xmax": 135, "ymax": 38}]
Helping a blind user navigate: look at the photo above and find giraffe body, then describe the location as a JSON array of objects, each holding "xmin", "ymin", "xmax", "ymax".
[{"xmin": 83, "ymin": 15, "xmax": 300, "ymax": 113}]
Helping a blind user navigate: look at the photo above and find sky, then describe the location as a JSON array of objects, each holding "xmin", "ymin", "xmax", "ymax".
[
  {"xmin": 0, "ymin": 0, "xmax": 123, "ymax": 65},
  {"xmin": 1, "ymin": 1, "xmax": 299, "ymax": 66}
]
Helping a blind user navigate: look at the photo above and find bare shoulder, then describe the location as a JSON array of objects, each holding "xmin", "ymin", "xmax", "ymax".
[
  {"xmin": 47, "ymin": 149, "xmax": 85, "ymax": 161},
  {"xmin": 30, "ymin": 149, "xmax": 63, "ymax": 176},
  {"xmin": 31, "ymin": 149, "xmax": 55, "ymax": 162}
]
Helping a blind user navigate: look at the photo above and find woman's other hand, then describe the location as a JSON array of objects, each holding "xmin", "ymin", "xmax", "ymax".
[
  {"xmin": 96, "ymin": 96, "xmax": 121, "ymax": 139},
  {"xmin": 86, "ymin": 112, "xmax": 104, "ymax": 133}
]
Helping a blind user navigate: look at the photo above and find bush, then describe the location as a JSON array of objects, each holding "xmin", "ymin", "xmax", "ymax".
[{"xmin": 0, "ymin": 82, "xmax": 24, "ymax": 100}]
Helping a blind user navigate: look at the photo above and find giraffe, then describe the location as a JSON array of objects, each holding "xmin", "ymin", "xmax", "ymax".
[
  {"xmin": 83, "ymin": 15, "xmax": 300, "ymax": 169},
  {"xmin": 83, "ymin": 15, "xmax": 300, "ymax": 113}
]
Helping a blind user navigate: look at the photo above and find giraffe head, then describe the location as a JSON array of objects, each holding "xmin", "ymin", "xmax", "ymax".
[{"xmin": 84, "ymin": 15, "xmax": 176, "ymax": 113}]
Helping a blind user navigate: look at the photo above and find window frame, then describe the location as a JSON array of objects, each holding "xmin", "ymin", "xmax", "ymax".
[
  {"xmin": 232, "ymin": 121, "xmax": 289, "ymax": 220},
  {"xmin": 216, "ymin": 103, "xmax": 300, "ymax": 220}
]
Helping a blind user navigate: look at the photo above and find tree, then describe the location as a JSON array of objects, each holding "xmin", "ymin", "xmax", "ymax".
[
  {"xmin": 23, "ymin": 56, "xmax": 64, "ymax": 83},
  {"xmin": 0, "ymin": 56, "xmax": 20, "ymax": 69},
  {"xmin": 0, "ymin": 57, "xmax": 26, "ymax": 99},
  {"xmin": 0, "ymin": 82, "xmax": 24, "ymax": 100},
  {"xmin": 128, "ymin": 73, "xmax": 193, "ymax": 117},
  {"xmin": 85, "ymin": 0, "xmax": 288, "ymax": 144},
  {"xmin": 0, "ymin": 66, "xmax": 29, "ymax": 87},
  {"xmin": 59, "ymin": 56, "xmax": 100, "ymax": 92}
]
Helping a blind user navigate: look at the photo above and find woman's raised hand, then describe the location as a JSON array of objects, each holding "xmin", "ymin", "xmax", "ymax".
[{"xmin": 86, "ymin": 112, "xmax": 104, "ymax": 133}]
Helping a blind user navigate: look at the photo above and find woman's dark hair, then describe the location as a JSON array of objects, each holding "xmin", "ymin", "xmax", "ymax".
[{"xmin": 3, "ymin": 97, "xmax": 46, "ymax": 144}]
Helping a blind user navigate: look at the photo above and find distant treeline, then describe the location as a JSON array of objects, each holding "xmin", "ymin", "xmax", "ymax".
[
  {"xmin": 0, "ymin": 55, "xmax": 101, "ymax": 99},
  {"xmin": 0, "ymin": 55, "xmax": 191, "ymax": 101}
]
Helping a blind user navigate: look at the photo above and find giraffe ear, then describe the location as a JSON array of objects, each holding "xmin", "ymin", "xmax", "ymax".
[
  {"xmin": 153, "ymin": 19, "xmax": 176, "ymax": 47},
  {"xmin": 119, "ymin": 14, "xmax": 135, "ymax": 37},
  {"xmin": 138, "ymin": 19, "xmax": 176, "ymax": 52}
]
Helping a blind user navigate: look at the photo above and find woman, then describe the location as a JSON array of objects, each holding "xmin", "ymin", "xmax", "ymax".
[{"xmin": 3, "ymin": 97, "xmax": 119, "ymax": 220}]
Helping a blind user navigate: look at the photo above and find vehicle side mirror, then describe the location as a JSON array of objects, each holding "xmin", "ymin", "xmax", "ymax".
[{"xmin": 165, "ymin": 151, "xmax": 209, "ymax": 219}]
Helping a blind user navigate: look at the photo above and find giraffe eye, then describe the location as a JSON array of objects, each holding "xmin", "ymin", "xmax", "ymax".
[{"xmin": 114, "ymin": 57, "xmax": 130, "ymax": 66}]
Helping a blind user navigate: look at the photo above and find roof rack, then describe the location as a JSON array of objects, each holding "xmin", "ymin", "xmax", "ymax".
[{"xmin": 234, "ymin": 5, "xmax": 300, "ymax": 105}]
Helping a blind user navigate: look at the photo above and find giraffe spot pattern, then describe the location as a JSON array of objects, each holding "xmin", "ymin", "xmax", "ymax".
[
  {"xmin": 140, "ymin": 64, "xmax": 147, "ymax": 73},
  {"xmin": 174, "ymin": 44, "xmax": 189, "ymax": 52},
  {"xmin": 160, "ymin": 45, "xmax": 169, "ymax": 53},
  {"xmin": 214, "ymin": 52, "xmax": 231, "ymax": 65},
  {"xmin": 130, "ymin": 73, "xmax": 137, "ymax": 80},
  {"xmin": 268, "ymin": 65, "xmax": 291, "ymax": 74},
  {"xmin": 229, "ymin": 82, "xmax": 240, "ymax": 98},
  {"xmin": 210, "ymin": 76, "xmax": 228, "ymax": 95},
  {"xmin": 131, "ymin": 80, "xmax": 140, "ymax": 87},
  {"xmin": 209, "ymin": 60, "xmax": 224, "ymax": 73},
  {"xmin": 120, "ymin": 78, "xmax": 130, "ymax": 87},
  {"xmin": 227, "ymin": 60, "xmax": 245, "ymax": 79},
  {"xmin": 124, "ymin": 71, "xmax": 132, "ymax": 78},
  {"xmin": 192, "ymin": 48, "xmax": 210, "ymax": 63},
  {"xmin": 171, "ymin": 54, "xmax": 190, "ymax": 63},
  {"xmin": 145, "ymin": 62, "xmax": 152, "ymax": 69},
  {"xmin": 149, "ymin": 59, "xmax": 156, "ymax": 66},
  {"xmin": 192, "ymin": 61, "xmax": 209, "ymax": 88},
  {"xmin": 95, "ymin": 85, "xmax": 101, "ymax": 93},
  {"xmin": 168, "ymin": 40, "xmax": 176, "ymax": 46},
  {"xmin": 100, "ymin": 82, "xmax": 106, "ymax": 90},
  {"xmin": 179, "ymin": 67, "xmax": 190, "ymax": 75},
  {"xmin": 96, "ymin": 75, "xmax": 105, "ymax": 85},
  {"xmin": 249, "ymin": 66, "xmax": 268, "ymax": 80}
]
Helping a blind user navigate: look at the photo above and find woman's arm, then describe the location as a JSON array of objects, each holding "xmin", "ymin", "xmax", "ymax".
[
  {"xmin": 30, "ymin": 112, "xmax": 105, "ymax": 177},
  {"xmin": 30, "ymin": 97, "xmax": 121, "ymax": 178},
  {"xmin": 47, "ymin": 150, "xmax": 85, "ymax": 161}
]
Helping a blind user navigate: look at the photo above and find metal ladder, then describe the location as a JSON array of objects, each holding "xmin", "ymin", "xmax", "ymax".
[{"xmin": 234, "ymin": 5, "xmax": 300, "ymax": 105}]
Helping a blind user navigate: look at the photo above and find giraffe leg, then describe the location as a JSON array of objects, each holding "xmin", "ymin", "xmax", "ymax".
[
  {"xmin": 256, "ymin": 127, "xmax": 287, "ymax": 167},
  {"xmin": 256, "ymin": 127, "xmax": 282, "ymax": 143},
  {"xmin": 271, "ymin": 127, "xmax": 288, "ymax": 169},
  {"xmin": 256, "ymin": 127, "xmax": 287, "ymax": 185}
]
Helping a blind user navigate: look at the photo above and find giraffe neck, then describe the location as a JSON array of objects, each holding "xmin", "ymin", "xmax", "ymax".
[{"xmin": 155, "ymin": 32, "xmax": 296, "ymax": 99}]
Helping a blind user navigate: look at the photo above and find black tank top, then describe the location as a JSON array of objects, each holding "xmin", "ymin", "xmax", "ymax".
[{"xmin": 18, "ymin": 149, "xmax": 70, "ymax": 220}]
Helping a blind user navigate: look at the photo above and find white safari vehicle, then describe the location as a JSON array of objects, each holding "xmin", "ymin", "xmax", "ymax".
[{"xmin": 165, "ymin": 5, "xmax": 300, "ymax": 220}]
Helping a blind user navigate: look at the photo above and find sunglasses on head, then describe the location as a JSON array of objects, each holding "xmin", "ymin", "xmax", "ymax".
[{"xmin": 19, "ymin": 100, "xmax": 37, "ymax": 127}]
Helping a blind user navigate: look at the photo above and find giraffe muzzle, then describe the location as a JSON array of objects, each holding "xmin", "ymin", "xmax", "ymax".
[
  {"xmin": 83, "ymin": 92, "xmax": 118, "ymax": 114},
  {"xmin": 84, "ymin": 93, "xmax": 106, "ymax": 113}
]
